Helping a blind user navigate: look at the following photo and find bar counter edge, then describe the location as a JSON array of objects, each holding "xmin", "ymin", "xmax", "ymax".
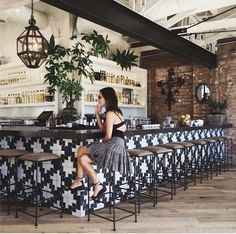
[{"xmin": 0, "ymin": 124, "xmax": 232, "ymax": 139}]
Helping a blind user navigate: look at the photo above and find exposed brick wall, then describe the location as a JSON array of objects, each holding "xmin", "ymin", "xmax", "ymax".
[
  {"xmin": 140, "ymin": 40, "xmax": 236, "ymax": 149},
  {"xmin": 140, "ymin": 53, "xmax": 211, "ymax": 124},
  {"xmin": 216, "ymin": 40, "xmax": 236, "ymax": 150},
  {"xmin": 141, "ymin": 53, "xmax": 193, "ymax": 124},
  {"xmin": 192, "ymin": 64, "xmax": 216, "ymax": 121}
]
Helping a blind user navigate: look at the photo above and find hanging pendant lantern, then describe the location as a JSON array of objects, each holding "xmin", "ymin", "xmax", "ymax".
[{"xmin": 17, "ymin": 0, "xmax": 48, "ymax": 69}]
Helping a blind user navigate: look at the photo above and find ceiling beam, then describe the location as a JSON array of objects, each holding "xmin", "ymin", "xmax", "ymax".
[
  {"xmin": 165, "ymin": 10, "xmax": 194, "ymax": 28},
  {"xmin": 187, "ymin": 18, "xmax": 236, "ymax": 33},
  {"xmin": 142, "ymin": 0, "xmax": 164, "ymax": 15},
  {"xmin": 41, "ymin": 0, "xmax": 217, "ymax": 67}
]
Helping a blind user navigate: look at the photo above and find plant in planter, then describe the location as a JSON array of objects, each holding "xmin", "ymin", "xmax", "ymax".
[
  {"xmin": 207, "ymin": 98, "xmax": 228, "ymax": 126},
  {"xmin": 44, "ymin": 35, "xmax": 94, "ymax": 123},
  {"xmin": 112, "ymin": 49, "xmax": 138, "ymax": 71},
  {"xmin": 81, "ymin": 30, "xmax": 111, "ymax": 58}
]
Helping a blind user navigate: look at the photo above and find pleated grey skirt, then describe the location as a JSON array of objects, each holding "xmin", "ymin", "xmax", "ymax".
[{"xmin": 88, "ymin": 137, "xmax": 133, "ymax": 175}]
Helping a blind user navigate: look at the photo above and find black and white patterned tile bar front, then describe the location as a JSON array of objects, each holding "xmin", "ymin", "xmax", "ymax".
[{"xmin": 0, "ymin": 125, "xmax": 230, "ymax": 217}]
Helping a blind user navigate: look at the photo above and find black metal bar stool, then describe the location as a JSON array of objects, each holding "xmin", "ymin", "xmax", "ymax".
[
  {"xmin": 128, "ymin": 148, "xmax": 155, "ymax": 212},
  {"xmin": 171, "ymin": 141, "xmax": 197, "ymax": 189},
  {"xmin": 15, "ymin": 152, "xmax": 63, "ymax": 226},
  {"xmin": 0, "ymin": 149, "xmax": 29, "ymax": 215},
  {"xmin": 201, "ymin": 138, "xmax": 218, "ymax": 178},
  {"xmin": 211, "ymin": 136, "xmax": 227, "ymax": 174},
  {"xmin": 141, "ymin": 146, "xmax": 174, "ymax": 203},
  {"xmin": 187, "ymin": 139, "xmax": 208, "ymax": 183},
  {"xmin": 220, "ymin": 136, "xmax": 234, "ymax": 170},
  {"xmin": 87, "ymin": 166, "xmax": 137, "ymax": 231},
  {"xmin": 157, "ymin": 143, "xmax": 185, "ymax": 195}
]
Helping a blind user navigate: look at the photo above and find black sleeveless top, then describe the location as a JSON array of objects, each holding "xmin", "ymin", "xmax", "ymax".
[{"xmin": 112, "ymin": 112, "xmax": 125, "ymax": 139}]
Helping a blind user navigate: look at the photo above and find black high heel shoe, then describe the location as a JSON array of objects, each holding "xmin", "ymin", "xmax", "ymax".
[
  {"xmin": 92, "ymin": 182, "xmax": 107, "ymax": 201},
  {"xmin": 70, "ymin": 178, "xmax": 85, "ymax": 191}
]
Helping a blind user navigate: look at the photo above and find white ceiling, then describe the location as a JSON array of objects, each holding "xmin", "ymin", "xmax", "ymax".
[
  {"xmin": 1, "ymin": 0, "xmax": 236, "ymax": 53},
  {"xmin": 116, "ymin": 0, "xmax": 236, "ymax": 52}
]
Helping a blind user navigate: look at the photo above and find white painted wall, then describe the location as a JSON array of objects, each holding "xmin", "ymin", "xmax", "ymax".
[{"xmin": 0, "ymin": 9, "xmax": 140, "ymax": 119}]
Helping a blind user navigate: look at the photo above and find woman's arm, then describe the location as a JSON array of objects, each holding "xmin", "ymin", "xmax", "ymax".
[
  {"xmin": 95, "ymin": 104, "xmax": 105, "ymax": 131},
  {"xmin": 103, "ymin": 112, "xmax": 114, "ymax": 142}
]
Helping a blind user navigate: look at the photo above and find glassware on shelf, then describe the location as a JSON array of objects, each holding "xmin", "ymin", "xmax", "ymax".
[{"xmin": 0, "ymin": 70, "xmax": 30, "ymax": 87}]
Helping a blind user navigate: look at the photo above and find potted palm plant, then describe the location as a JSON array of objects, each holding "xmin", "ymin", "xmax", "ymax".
[
  {"xmin": 44, "ymin": 35, "xmax": 94, "ymax": 123},
  {"xmin": 112, "ymin": 49, "xmax": 138, "ymax": 71},
  {"xmin": 207, "ymin": 98, "xmax": 228, "ymax": 126}
]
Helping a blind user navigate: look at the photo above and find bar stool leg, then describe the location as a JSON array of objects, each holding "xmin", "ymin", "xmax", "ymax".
[
  {"xmin": 39, "ymin": 164, "xmax": 43, "ymax": 212},
  {"xmin": 15, "ymin": 159, "xmax": 18, "ymax": 219},
  {"xmin": 192, "ymin": 146, "xmax": 197, "ymax": 186},
  {"xmin": 170, "ymin": 152, "xmax": 174, "ymax": 200},
  {"xmin": 60, "ymin": 159, "xmax": 63, "ymax": 218},
  {"xmin": 204, "ymin": 144, "xmax": 209, "ymax": 180},
  {"xmin": 209, "ymin": 143, "xmax": 214, "ymax": 180},
  {"xmin": 6, "ymin": 157, "xmax": 11, "ymax": 215},
  {"xmin": 153, "ymin": 155, "xmax": 157, "ymax": 206},
  {"xmin": 218, "ymin": 140, "xmax": 224, "ymax": 175},
  {"xmin": 230, "ymin": 138, "xmax": 233, "ymax": 169},
  {"xmin": 184, "ymin": 147, "xmax": 188, "ymax": 190},
  {"xmin": 224, "ymin": 139, "xmax": 228, "ymax": 172},
  {"xmin": 133, "ymin": 161, "xmax": 137, "ymax": 223},
  {"xmin": 214, "ymin": 142, "xmax": 218, "ymax": 176},
  {"xmin": 132, "ymin": 156, "xmax": 140, "ymax": 214},
  {"xmin": 109, "ymin": 171, "xmax": 112, "ymax": 214},
  {"xmin": 112, "ymin": 171, "xmax": 116, "ymax": 231},
  {"xmin": 172, "ymin": 150, "xmax": 176, "ymax": 195},
  {"xmin": 35, "ymin": 162, "xmax": 38, "ymax": 227},
  {"xmin": 214, "ymin": 142, "xmax": 219, "ymax": 177},
  {"xmin": 87, "ymin": 177, "xmax": 90, "ymax": 221},
  {"xmin": 199, "ymin": 146, "xmax": 203, "ymax": 184},
  {"xmin": 138, "ymin": 157, "xmax": 142, "ymax": 212}
]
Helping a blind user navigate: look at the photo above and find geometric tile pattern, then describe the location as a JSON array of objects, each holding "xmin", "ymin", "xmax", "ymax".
[{"xmin": 0, "ymin": 128, "xmax": 223, "ymax": 217}]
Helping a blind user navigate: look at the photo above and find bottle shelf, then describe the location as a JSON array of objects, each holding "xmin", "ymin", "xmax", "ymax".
[
  {"xmin": 84, "ymin": 79, "xmax": 143, "ymax": 90},
  {"xmin": 0, "ymin": 81, "xmax": 45, "ymax": 90},
  {"xmin": 83, "ymin": 102, "xmax": 146, "ymax": 108},
  {"xmin": 0, "ymin": 102, "xmax": 55, "ymax": 108},
  {"xmin": 0, "ymin": 62, "xmax": 23, "ymax": 71},
  {"xmin": 120, "ymin": 104, "xmax": 146, "ymax": 108},
  {"xmin": 0, "ymin": 57, "xmax": 147, "ymax": 118},
  {"xmin": 81, "ymin": 57, "xmax": 147, "ymax": 117}
]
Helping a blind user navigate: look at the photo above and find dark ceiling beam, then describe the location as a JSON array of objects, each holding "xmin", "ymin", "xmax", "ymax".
[
  {"xmin": 130, "ymin": 41, "xmax": 148, "ymax": 48},
  {"xmin": 41, "ymin": 0, "xmax": 217, "ymax": 68},
  {"xmin": 141, "ymin": 49, "xmax": 168, "ymax": 58}
]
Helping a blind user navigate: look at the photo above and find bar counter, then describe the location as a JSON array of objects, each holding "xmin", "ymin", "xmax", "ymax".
[
  {"xmin": 0, "ymin": 124, "xmax": 232, "ymax": 217},
  {"xmin": 0, "ymin": 124, "xmax": 231, "ymax": 139}
]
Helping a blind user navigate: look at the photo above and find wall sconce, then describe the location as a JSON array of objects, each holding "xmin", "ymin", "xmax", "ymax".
[
  {"xmin": 17, "ymin": 0, "xmax": 48, "ymax": 69},
  {"xmin": 157, "ymin": 68, "xmax": 185, "ymax": 111}
]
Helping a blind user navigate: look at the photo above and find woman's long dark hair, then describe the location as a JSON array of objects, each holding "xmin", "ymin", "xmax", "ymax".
[{"xmin": 100, "ymin": 87, "xmax": 123, "ymax": 115}]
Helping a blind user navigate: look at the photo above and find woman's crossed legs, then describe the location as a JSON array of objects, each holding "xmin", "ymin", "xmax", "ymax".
[{"xmin": 70, "ymin": 146, "xmax": 105, "ymax": 198}]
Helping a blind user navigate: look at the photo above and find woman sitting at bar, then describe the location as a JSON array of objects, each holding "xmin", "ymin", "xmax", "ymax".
[{"xmin": 70, "ymin": 87, "xmax": 132, "ymax": 200}]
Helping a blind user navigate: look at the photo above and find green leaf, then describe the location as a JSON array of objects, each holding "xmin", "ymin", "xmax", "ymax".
[
  {"xmin": 112, "ymin": 49, "xmax": 138, "ymax": 71},
  {"xmin": 43, "ymin": 34, "xmax": 94, "ymax": 108},
  {"xmin": 81, "ymin": 30, "xmax": 110, "ymax": 58},
  {"xmin": 48, "ymin": 35, "xmax": 55, "ymax": 55},
  {"xmin": 208, "ymin": 98, "xmax": 228, "ymax": 114}
]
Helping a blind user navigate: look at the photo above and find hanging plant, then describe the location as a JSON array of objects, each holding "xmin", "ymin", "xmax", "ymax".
[
  {"xmin": 81, "ymin": 30, "xmax": 111, "ymax": 58},
  {"xmin": 112, "ymin": 49, "xmax": 138, "ymax": 71}
]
